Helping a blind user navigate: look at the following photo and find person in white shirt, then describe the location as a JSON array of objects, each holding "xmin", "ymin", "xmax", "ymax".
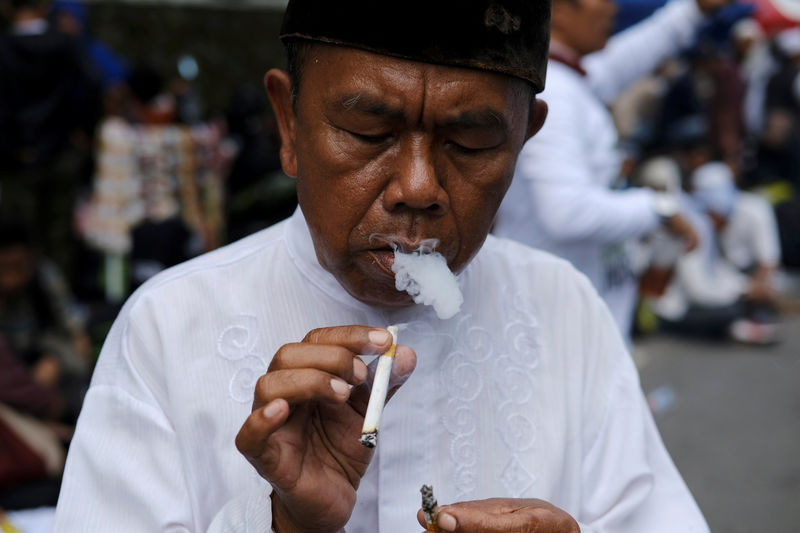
[
  {"xmin": 493, "ymin": 0, "xmax": 745, "ymax": 339},
  {"xmin": 654, "ymin": 162, "xmax": 780, "ymax": 343},
  {"xmin": 732, "ymin": 18, "xmax": 777, "ymax": 138},
  {"xmin": 52, "ymin": 1, "xmax": 709, "ymax": 531}
]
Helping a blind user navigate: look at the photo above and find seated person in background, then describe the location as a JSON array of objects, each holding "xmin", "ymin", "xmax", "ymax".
[
  {"xmin": 652, "ymin": 162, "xmax": 780, "ymax": 344},
  {"xmin": 53, "ymin": 1, "xmax": 709, "ymax": 531},
  {"xmin": 709, "ymin": 179, "xmax": 782, "ymax": 304},
  {"xmin": 1, "ymin": 335, "xmax": 67, "ymax": 507},
  {"xmin": 0, "ymin": 216, "xmax": 91, "ymax": 423}
]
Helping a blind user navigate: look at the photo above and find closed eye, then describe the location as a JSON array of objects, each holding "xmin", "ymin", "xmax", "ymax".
[
  {"xmin": 347, "ymin": 130, "xmax": 392, "ymax": 145},
  {"xmin": 445, "ymin": 140, "xmax": 498, "ymax": 154}
]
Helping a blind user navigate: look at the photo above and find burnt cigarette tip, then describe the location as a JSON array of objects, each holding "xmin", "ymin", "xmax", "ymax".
[
  {"xmin": 359, "ymin": 431, "xmax": 377, "ymax": 448},
  {"xmin": 420, "ymin": 484, "xmax": 440, "ymax": 531},
  {"xmin": 420, "ymin": 484, "xmax": 439, "ymax": 510}
]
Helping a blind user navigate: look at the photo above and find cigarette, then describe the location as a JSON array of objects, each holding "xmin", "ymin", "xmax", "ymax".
[
  {"xmin": 359, "ymin": 325, "xmax": 399, "ymax": 448},
  {"xmin": 420, "ymin": 484, "xmax": 440, "ymax": 531}
]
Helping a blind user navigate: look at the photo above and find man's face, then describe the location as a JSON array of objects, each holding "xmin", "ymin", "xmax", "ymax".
[
  {"xmin": 553, "ymin": 0, "xmax": 618, "ymax": 56},
  {"xmin": 267, "ymin": 45, "xmax": 544, "ymax": 308}
]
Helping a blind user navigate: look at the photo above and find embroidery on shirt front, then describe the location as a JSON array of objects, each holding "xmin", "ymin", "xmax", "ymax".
[
  {"xmin": 494, "ymin": 284, "xmax": 540, "ymax": 497},
  {"xmin": 217, "ymin": 314, "xmax": 267, "ymax": 403},
  {"xmin": 438, "ymin": 290, "xmax": 541, "ymax": 500}
]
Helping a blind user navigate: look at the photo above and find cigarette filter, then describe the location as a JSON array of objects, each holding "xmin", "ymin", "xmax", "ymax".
[
  {"xmin": 359, "ymin": 325, "xmax": 399, "ymax": 448},
  {"xmin": 420, "ymin": 484, "xmax": 440, "ymax": 532}
]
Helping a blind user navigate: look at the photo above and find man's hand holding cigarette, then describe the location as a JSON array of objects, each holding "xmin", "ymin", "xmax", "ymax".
[{"xmin": 235, "ymin": 325, "xmax": 416, "ymax": 533}]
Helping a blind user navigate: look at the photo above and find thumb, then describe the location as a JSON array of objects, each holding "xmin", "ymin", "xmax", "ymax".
[{"xmin": 416, "ymin": 507, "xmax": 459, "ymax": 532}]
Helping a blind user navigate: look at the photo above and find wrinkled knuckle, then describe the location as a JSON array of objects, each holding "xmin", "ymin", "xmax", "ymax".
[
  {"xmin": 234, "ymin": 430, "xmax": 247, "ymax": 454},
  {"xmin": 566, "ymin": 514, "xmax": 581, "ymax": 532},
  {"xmin": 302, "ymin": 327, "xmax": 324, "ymax": 343},
  {"xmin": 255, "ymin": 372, "xmax": 269, "ymax": 391},
  {"xmin": 298, "ymin": 375, "xmax": 316, "ymax": 400},
  {"xmin": 269, "ymin": 345, "xmax": 291, "ymax": 370},
  {"xmin": 235, "ymin": 422, "xmax": 257, "ymax": 457},
  {"xmin": 337, "ymin": 349, "xmax": 354, "ymax": 379}
]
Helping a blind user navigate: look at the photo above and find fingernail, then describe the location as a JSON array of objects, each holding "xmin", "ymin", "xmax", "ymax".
[
  {"xmin": 262, "ymin": 401, "xmax": 282, "ymax": 419},
  {"xmin": 330, "ymin": 378, "xmax": 349, "ymax": 397},
  {"xmin": 369, "ymin": 329, "xmax": 392, "ymax": 347},
  {"xmin": 353, "ymin": 358, "xmax": 367, "ymax": 382},
  {"xmin": 438, "ymin": 512, "xmax": 456, "ymax": 531}
]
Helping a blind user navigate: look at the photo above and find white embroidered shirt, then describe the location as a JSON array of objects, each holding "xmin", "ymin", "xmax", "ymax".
[{"xmin": 52, "ymin": 209, "xmax": 708, "ymax": 532}]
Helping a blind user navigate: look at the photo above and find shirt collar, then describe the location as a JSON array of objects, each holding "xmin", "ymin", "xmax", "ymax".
[
  {"xmin": 283, "ymin": 206, "xmax": 471, "ymax": 322},
  {"xmin": 548, "ymin": 39, "xmax": 586, "ymax": 77},
  {"xmin": 283, "ymin": 207, "xmax": 376, "ymax": 314}
]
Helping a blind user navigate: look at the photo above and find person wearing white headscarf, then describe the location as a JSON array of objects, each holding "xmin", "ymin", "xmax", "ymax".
[{"xmin": 653, "ymin": 162, "xmax": 779, "ymax": 343}]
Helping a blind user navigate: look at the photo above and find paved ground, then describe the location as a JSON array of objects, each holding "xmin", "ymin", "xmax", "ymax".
[{"xmin": 635, "ymin": 312, "xmax": 800, "ymax": 533}]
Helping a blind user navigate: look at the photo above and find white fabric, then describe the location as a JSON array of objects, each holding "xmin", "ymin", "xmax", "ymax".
[
  {"xmin": 654, "ymin": 203, "xmax": 748, "ymax": 319},
  {"xmin": 721, "ymin": 192, "xmax": 781, "ymax": 270},
  {"xmin": 741, "ymin": 41, "xmax": 778, "ymax": 135},
  {"xmin": 691, "ymin": 162, "xmax": 738, "ymax": 217},
  {"xmin": 494, "ymin": 0, "xmax": 703, "ymax": 336},
  {"xmin": 5, "ymin": 507, "xmax": 56, "ymax": 533},
  {"xmin": 584, "ymin": 0, "xmax": 703, "ymax": 105},
  {"xmin": 52, "ymin": 209, "xmax": 707, "ymax": 532}
]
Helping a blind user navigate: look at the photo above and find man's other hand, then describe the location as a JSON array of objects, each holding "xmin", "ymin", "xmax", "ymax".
[{"xmin": 417, "ymin": 498, "xmax": 580, "ymax": 533}]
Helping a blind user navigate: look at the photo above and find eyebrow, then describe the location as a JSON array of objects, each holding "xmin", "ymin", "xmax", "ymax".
[
  {"xmin": 442, "ymin": 108, "xmax": 508, "ymax": 131},
  {"xmin": 335, "ymin": 94, "xmax": 508, "ymax": 131},
  {"xmin": 337, "ymin": 93, "xmax": 405, "ymax": 120}
]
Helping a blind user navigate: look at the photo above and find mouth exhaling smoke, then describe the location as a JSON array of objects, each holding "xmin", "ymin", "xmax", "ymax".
[{"xmin": 369, "ymin": 233, "xmax": 463, "ymax": 319}]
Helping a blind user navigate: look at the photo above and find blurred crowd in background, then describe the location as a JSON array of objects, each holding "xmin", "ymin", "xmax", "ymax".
[
  {"xmin": 0, "ymin": 0, "xmax": 295, "ymax": 516},
  {"xmin": 609, "ymin": 9, "xmax": 800, "ymax": 343},
  {"xmin": 0, "ymin": 0, "xmax": 798, "ymax": 523}
]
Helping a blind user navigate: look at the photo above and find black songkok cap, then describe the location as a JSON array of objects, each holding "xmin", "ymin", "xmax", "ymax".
[{"xmin": 279, "ymin": 0, "xmax": 551, "ymax": 93}]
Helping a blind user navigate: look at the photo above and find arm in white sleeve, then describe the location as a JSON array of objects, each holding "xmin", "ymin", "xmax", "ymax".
[
  {"xmin": 575, "ymin": 287, "xmax": 709, "ymax": 532},
  {"xmin": 743, "ymin": 194, "xmax": 781, "ymax": 267},
  {"xmin": 584, "ymin": 0, "xmax": 704, "ymax": 105},
  {"xmin": 53, "ymin": 385, "xmax": 198, "ymax": 532},
  {"xmin": 52, "ymin": 299, "xmax": 271, "ymax": 532},
  {"xmin": 516, "ymin": 87, "xmax": 660, "ymax": 244}
]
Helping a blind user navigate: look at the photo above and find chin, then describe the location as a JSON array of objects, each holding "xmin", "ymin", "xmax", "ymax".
[
  {"xmin": 332, "ymin": 266, "xmax": 412, "ymax": 308},
  {"xmin": 348, "ymin": 284, "xmax": 416, "ymax": 309}
]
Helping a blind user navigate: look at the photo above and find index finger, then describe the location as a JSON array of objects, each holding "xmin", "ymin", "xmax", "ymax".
[{"xmin": 303, "ymin": 325, "xmax": 394, "ymax": 355}]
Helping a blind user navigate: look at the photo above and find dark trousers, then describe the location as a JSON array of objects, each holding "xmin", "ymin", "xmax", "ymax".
[{"xmin": 660, "ymin": 299, "xmax": 777, "ymax": 338}]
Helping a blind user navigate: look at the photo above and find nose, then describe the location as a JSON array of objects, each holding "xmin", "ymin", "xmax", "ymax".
[{"xmin": 382, "ymin": 137, "xmax": 447, "ymax": 214}]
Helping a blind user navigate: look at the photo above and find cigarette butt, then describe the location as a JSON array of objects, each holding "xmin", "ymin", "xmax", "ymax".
[
  {"xmin": 420, "ymin": 484, "xmax": 440, "ymax": 531},
  {"xmin": 360, "ymin": 325, "xmax": 399, "ymax": 448}
]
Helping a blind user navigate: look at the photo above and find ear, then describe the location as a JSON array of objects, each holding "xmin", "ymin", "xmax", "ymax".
[
  {"xmin": 265, "ymin": 69, "xmax": 298, "ymax": 178},
  {"xmin": 525, "ymin": 99, "xmax": 548, "ymax": 141}
]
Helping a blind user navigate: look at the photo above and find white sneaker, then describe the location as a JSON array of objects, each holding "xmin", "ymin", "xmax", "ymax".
[{"xmin": 729, "ymin": 319, "xmax": 779, "ymax": 345}]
